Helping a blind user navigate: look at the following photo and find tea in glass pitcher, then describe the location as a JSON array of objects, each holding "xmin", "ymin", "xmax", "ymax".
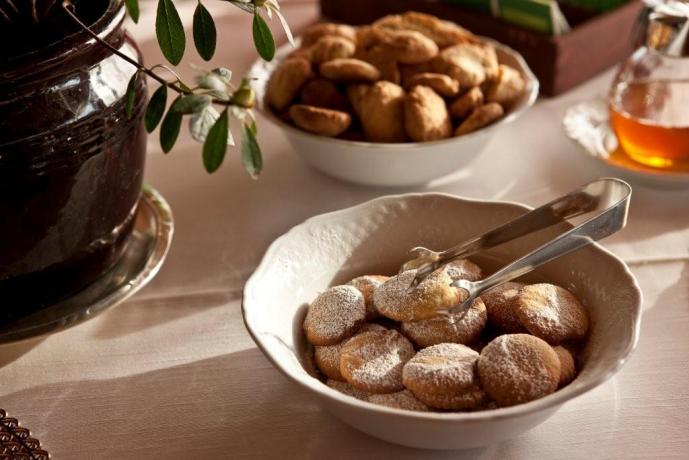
[{"xmin": 609, "ymin": 1, "xmax": 689, "ymax": 169}]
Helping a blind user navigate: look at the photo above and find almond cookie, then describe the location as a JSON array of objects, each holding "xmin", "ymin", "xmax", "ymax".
[
  {"xmin": 516, "ymin": 283, "xmax": 589, "ymax": 344},
  {"xmin": 486, "ymin": 64, "xmax": 526, "ymax": 107},
  {"xmin": 340, "ymin": 329, "xmax": 415, "ymax": 393},
  {"xmin": 299, "ymin": 78, "xmax": 349, "ymax": 112},
  {"xmin": 301, "ymin": 23, "xmax": 358, "ymax": 47},
  {"xmin": 326, "ymin": 379, "xmax": 370, "ymax": 400},
  {"xmin": 373, "ymin": 11, "xmax": 478, "ymax": 48},
  {"xmin": 401, "ymin": 297, "xmax": 487, "ymax": 347},
  {"xmin": 314, "ymin": 323, "xmax": 386, "ymax": 380},
  {"xmin": 355, "ymin": 45, "xmax": 401, "ymax": 84},
  {"xmin": 368, "ymin": 28, "xmax": 439, "ymax": 64},
  {"xmin": 481, "ymin": 282, "xmax": 526, "ymax": 333},
  {"xmin": 310, "ymin": 35, "xmax": 356, "ymax": 64},
  {"xmin": 405, "ymin": 72, "xmax": 460, "ymax": 97},
  {"xmin": 373, "ymin": 269, "xmax": 462, "ymax": 322},
  {"xmin": 356, "ymin": 81, "xmax": 407, "ymax": 142},
  {"xmin": 449, "ymin": 87, "xmax": 484, "ymax": 119},
  {"xmin": 478, "ymin": 334, "xmax": 560, "ymax": 406},
  {"xmin": 553, "ymin": 345, "xmax": 576, "ymax": 387},
  {"xmin": 455, "ymin": 103, "xmax": 503, "ymax": 135},
  {"xmin": 432, "ymin": 44, "xmax": 487, "ymax": 88},
  {"xmin": 266, "ymin": 57, "xmax": 312, "ymax": 111},
  {"xmin": 403, "ymin": 343, "xmax": 487, "ymax": 410},
  {"xmin": 320, "ymin": 58, "xmax": 381, "ymax": 83},
  {"xmin": 441, "ymin": 259, "xmax": 483, "ymax": 282},
  {"xmin": 289, "ymin": 104, "xmax": 351, "ymax": 137},
  {"xmin": 368, "ymin": 390, "xmax": 429, "ymax": 411},
  {"xmin": 404, "ymin": 85, "xmax": 452, "ymax": 142},
  {"xmin": 347, "ymin": 275, "xmax": 389, "ymax": 320},
  {"xmin": 303, "ymin": 285, "xmax": 366, "ymax": 346}
]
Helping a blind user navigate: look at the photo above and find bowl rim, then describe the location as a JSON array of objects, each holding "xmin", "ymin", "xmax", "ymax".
[
  {"xmin": 242, "ymin": 192, "xmax": 643, "ymax": 422},
  {"xmin": 248, "ymin": 38, "xmax": 540, "ymax": 150}
]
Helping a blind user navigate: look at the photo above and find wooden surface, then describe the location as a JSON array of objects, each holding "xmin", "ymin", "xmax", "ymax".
[{"xmin": 1, "ymin": 2, "xmax": 689, "ymax": 458}]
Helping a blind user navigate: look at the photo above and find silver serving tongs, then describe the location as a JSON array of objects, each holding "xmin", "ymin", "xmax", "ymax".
[{"xmin": 399, "ymin": 178, "xmax": 632, "ymax": 318}]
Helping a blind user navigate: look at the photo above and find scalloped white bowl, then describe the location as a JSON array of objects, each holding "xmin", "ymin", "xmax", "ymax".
[
  {"xmin": 248, "ymin": 40, "xmax": 538, "ymax": 187},
  {"xmin": 242, "ymin": 193, "xmax": 642, "ymax": 449}
]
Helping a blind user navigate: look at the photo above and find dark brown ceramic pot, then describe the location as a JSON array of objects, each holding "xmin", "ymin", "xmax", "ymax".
[{"xmin": 0, "ymin": 0, "xmax": 147, "ymax": 321}]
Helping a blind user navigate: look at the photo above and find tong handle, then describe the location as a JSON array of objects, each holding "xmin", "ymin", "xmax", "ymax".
[
  {"xmin": 448, "ymin": 178, "xmax": 631, "ymax": 315},
  {"xmin": 406, "ymin": 178, "xmax": 617, "ymax": 287}
]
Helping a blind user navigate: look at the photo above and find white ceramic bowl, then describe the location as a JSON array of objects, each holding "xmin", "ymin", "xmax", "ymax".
[
  {"xmin": 242, "ymin": 193, "xmax": 642, "ymax": 449},
  {"xmin": 248, "ymin": 40, "xmax": 538, "ymax": 187}
]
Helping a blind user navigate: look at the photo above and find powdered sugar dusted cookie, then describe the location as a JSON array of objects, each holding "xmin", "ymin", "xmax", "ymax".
[
  {"xmin": 303, "ymin": 285, "xmax": 366, "ymax": 346},
  {"xmin": 403, "ymin": 343, "xmax": 486, "ymax": 410}
]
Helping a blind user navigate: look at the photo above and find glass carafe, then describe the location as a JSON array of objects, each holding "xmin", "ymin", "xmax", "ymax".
[{"xmin": 609, "ymin": 1, "xmax": 689, "ymax": 169}]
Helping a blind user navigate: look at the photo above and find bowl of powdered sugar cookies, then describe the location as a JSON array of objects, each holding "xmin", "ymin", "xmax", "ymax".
[{"xmin": 242, "ymin": 193, "xmax": 641, "ymax": 449}]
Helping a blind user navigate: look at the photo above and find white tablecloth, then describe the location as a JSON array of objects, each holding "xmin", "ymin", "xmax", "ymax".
[{"xmin": 1, "ymin": 2, "xmax": 688, "ymax": 458}]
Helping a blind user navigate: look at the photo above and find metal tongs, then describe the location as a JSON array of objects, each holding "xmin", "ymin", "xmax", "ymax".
[{"xmin": 399, "ymin": 178, "xmax": 632, "ymax": 318}]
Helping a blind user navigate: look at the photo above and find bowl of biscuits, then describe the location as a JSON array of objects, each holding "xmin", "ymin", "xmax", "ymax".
[
  {"xmin": 243, "ymin": 193, "xmax": 641, "ymax": 449},
  {"xmin": 248, "ymin": 12, "xmax": 538, "ymax": 186}
]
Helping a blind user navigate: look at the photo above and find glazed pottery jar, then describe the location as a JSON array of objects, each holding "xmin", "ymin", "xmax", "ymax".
[{"xmin": 0, "ymin": 0, "xmax": 147, "ymax": 320}]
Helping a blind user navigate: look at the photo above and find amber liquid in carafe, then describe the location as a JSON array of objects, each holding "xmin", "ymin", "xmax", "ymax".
[{"xmin": 609, "ymin": 80, "xmax": 689, "ymax": 169}]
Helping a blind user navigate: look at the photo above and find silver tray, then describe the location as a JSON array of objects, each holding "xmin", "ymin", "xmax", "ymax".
[{"xmin": 0, "ymin": 185, "xmax": 173, "ymax": 344}]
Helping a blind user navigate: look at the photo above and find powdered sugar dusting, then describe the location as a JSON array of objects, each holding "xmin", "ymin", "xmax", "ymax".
[
  {"xmin": 481, "ymin": 282, "xmax": 526, "ymax": 333},
  {"xmin": 373, "ymin": 269, "xmax": 459, "ymax": 321},
  {"xmin": 442, "ymin": 259, "xmax": 483, "ymax": 282},
  {"xmin": 517, "ymin": 284, "xmax": 589, "ymax": 344},
  {"xmin": 401, "ymin": 298, "xmax": 487, "ymax": 347},
  {"xmin": 477, "ymin": 334, "xmax": 559, "ymax": 406},
  {"xmin": 368, "ymin": 390, "xmax": 429, "ymax": 411},
  {"xmin": 304, "ymin": 285, "xmax": 366, "ymax": 345},
  {"xmin": 341, "ymin": 330, "xmax": 415, "ymax": 393}
]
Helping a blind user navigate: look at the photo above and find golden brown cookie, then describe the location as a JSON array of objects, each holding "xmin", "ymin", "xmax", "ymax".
[
  {"xmin": 486, "ymin": 64, "xmax": 525, "ymax": 107},
  {"xmin": 449, "ymin": 87, "xmax": 484, "ymax": 119},
  {"xmin": 441, "ymin": 259, "xmax": 483, "ymax": 282},
  {"xmin": 373, "ymin": 11, "xmax": 478, "ymax": 48},
  {"xmin": 289, "ymin": 104, "xmax": 352, "ymax": 137},
  {"xmin": 368, "ymin": 390, "xmax": 429, "ymax": 411},
  {"xmin": 340, "ymin": 329, "xmax": 415, "ymax": 393},
  {"xmin": 299, "ymin": 78, "xmax": 349, "ymax": 112},
  {"xmin": 455, "ymin": 103, "xmax": 504, "ymax": 135},
  {"xmin": 320, "ymin": 58, "xmax": 381, "ymax": 83},
  {"xmin": 401, "ymin": 297, "xmax": 487, "ymax": 347},
  {"xmin": 553, "ymin": 345, "xmax": 576, "ymax": 387},
  {"xmin": 367, "ymin": 28, "xmax": 439, "ymax": 64},
  {"xmin": 301, "ymin": 23, "xmax": 358, "ymax": 47},
  {"xmin": 481, "ymin": 281, "xmax": 526, "ymax": 333},
  {"xmin": 310, "ymin": 35, "xmax": 356, "ymax": 64},
  {"xmin": 403, "ymin": 343, "xmax": 487, "ymax": 410},
  {"xmin": 347, "ymin": 275, "xmax": 390, "ymax": 320},
  {"xmin": 314, "ymin": 323, "xmax": 386, "ymax": 380},
  {"xmin": 326, "ymin": 379, "xmax": 370, "ymax": 400},
  {"xmin": 516, "ymin": 283, "xmax": 589, "ymax": 344},
  {"xmin": 477, "ymin": 334, "xmax": 561, "ymax": 406},
  {"xmin": 356, "ymin": 81, "xmax": 407, "ymax": 142},
  {"xmin": 266, "ymin": 57, "xmax": 312, "ymax": 111},
  {"xmin": 373, "ymin": 269, "xmax": 462, "ymax": 322},
  {"xmin": 404, "ymin": 85, "xmax": 452, "ymax": 142},
  {"xmin": 303, "ymin": 285, "xmax": 366, "ymax": 346},
  {"xmin": 432, "ymin": 44, "xmax": 486, "ymax": 88},
  {"xmin": 355, "ymin": 45, "xmax": 401, "ymax": 84},
  {"xmin": 405, "ymin": 72, "xmax": 460, "ymax": 97}
]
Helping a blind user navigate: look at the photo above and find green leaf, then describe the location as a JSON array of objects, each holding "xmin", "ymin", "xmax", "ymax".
[
  {"xmin": 252, "ymin": 13, "xmax": 275, "ymax": 61},
  {"xmin": 160, "ymin": 98, "xmax": 183, "ymax": 153},
  {"xmin": 241, "ymin": 122, "xmax": 262, "ymax": 178},
  {"xmin": 227, "ymin": 1, "xmax": 255, "ymax": 14},
  {"xmin": 203, "ymin": 109, "xmax": 229, "ymax": 173},
  {"xmin": 193, "ymin": 2, "xmax": 216, "ymax": 61},
  {"xmin": 125, "ymin": 71, "xmax": 140, "ymax": 120},
  {"xmin": 145, "ymin": 84, "xmax": 168, "ymax": 133},
  {"xmin": 171, "ymin": 94, "xmax": 211, "ymax": 114},
  {"xmin": 124, "ymin": 0, "xmax": 140, "ymax": 23},
  {"xmin": 156, "ymin": 0, "xmax": 186, "ymax": 66}
]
